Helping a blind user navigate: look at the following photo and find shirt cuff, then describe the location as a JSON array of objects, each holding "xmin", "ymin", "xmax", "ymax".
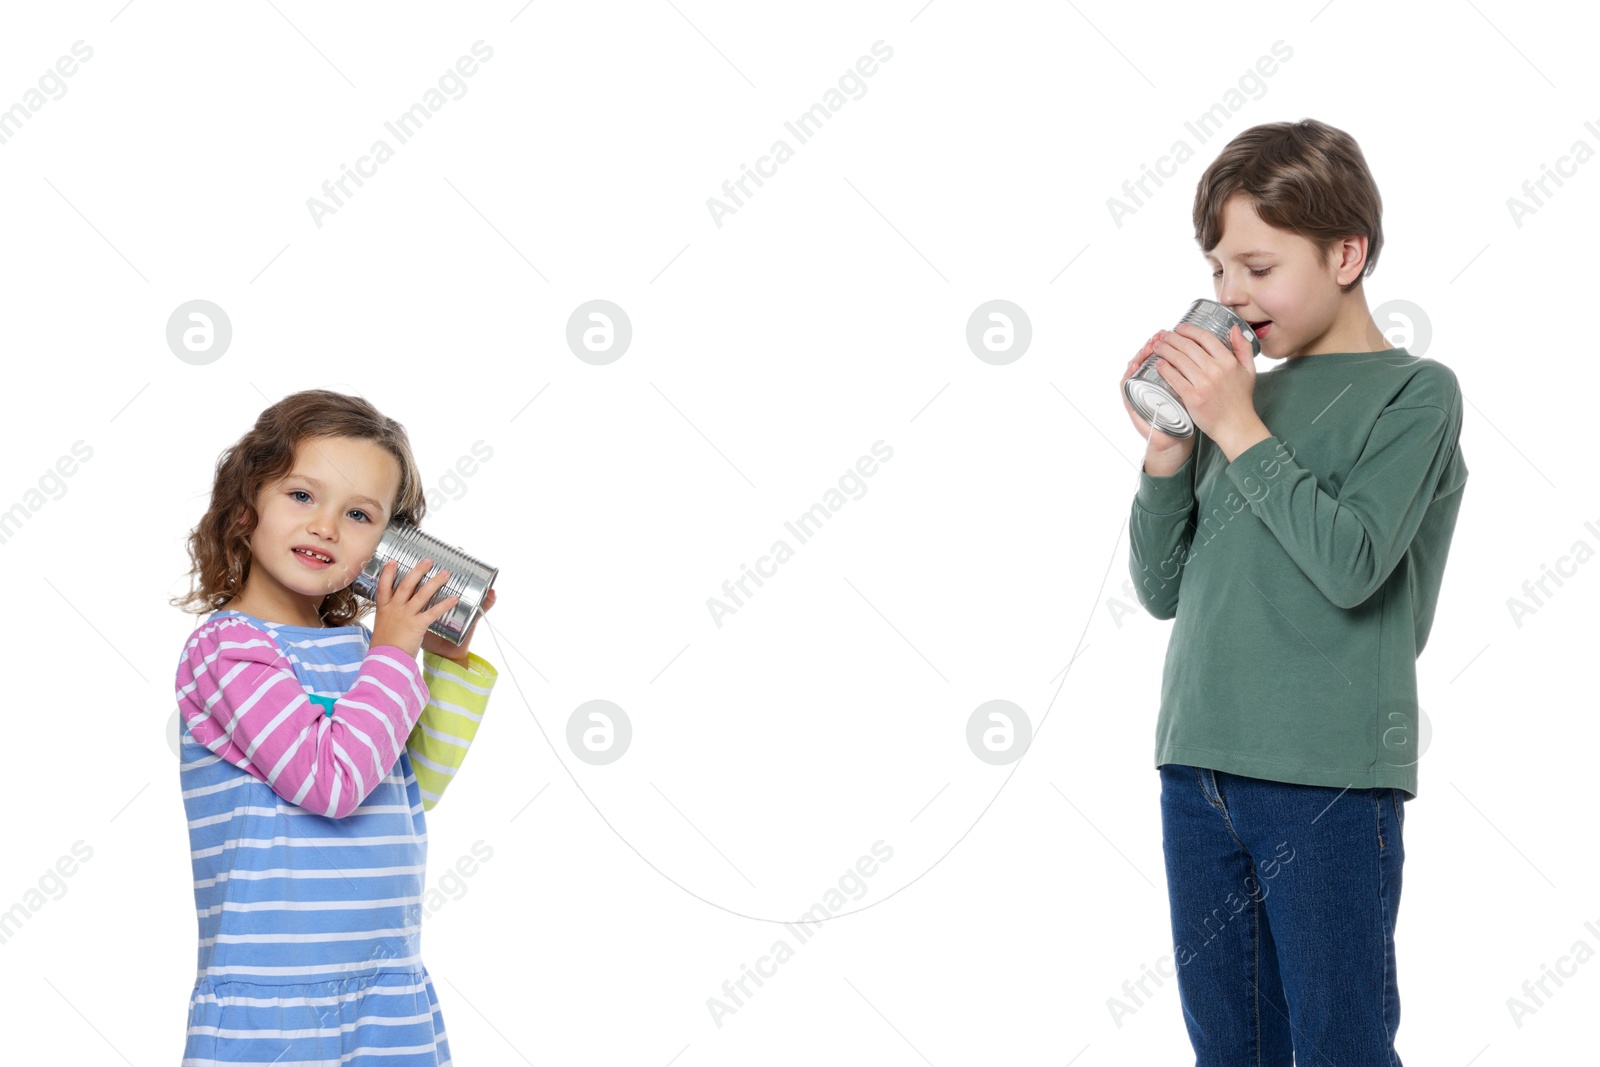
[
  {"xmin": 1135, "ymin": 448, "xmax": 1196, "ymax": 515},
  {"xmin": 422, "ymin": 649, "xmax": 499, "ymax": 683},
  {"xmin": 1223, "ymin": 435, "xmax": 1289, "ymax": 501}
]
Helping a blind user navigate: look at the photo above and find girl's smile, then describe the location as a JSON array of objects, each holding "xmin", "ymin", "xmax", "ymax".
[{"xmin": 292, "ymin": 546, "xmax": 335, "ymax": 569}]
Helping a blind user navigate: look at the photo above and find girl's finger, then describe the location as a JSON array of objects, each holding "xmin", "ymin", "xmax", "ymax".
[{"xmin": 416, "ymin": 572, "xmax": 441, "ymax": 599}]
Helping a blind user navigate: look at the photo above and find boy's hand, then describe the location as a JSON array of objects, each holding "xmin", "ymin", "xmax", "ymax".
[
  {"xmin": 422, "ymin": 586, "xmax": 495, "ymax": 665},
  {"xmin": 1122, "ymin": 331, "xmax": 1196, "ymax": 463},
  {"xmin": 1150, "ymin": 324, "xmax": 1271, "ymax": 461}
]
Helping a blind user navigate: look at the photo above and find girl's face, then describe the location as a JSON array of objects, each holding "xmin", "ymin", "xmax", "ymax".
[
  {"xmin": 1204, "ymin": 193, "xmax": 1361, "ymax": 360},
  {"xmin": 233, "ymin": 435, "xmax": 402, "ymax": 627}
]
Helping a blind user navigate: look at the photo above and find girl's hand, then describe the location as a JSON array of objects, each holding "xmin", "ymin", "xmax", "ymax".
[
  {"xmin": 369, "ymin": 557, "xmax": 459, "ymax": 660},
  {"xmin": 422, "ymin": 587, "xmax": 495, "ymax": 664},
  {"xmin": 1122, "ymin": 330, "xmax": 1196, "ymax": 460}
]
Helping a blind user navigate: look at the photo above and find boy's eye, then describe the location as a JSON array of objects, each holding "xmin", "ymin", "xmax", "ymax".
[{"xmin": 1213, "ymin": 268, "xmax": 1273, "ymax": 278}]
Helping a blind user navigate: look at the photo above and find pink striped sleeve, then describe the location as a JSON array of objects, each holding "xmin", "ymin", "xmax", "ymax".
[{"xmin": 175, "ymin": 617, "xmax": 431, "ymax": 819}]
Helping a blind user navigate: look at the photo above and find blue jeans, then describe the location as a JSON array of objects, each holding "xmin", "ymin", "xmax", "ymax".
[{"xmin": 1158, "ymin": 764, "xmax": 1406, "ymax": 1066}]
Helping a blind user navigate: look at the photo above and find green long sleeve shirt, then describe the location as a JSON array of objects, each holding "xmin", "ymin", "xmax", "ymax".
[{"xmin": 1128, "ymin": 347, "xmax": 1468, "ymax": 799}]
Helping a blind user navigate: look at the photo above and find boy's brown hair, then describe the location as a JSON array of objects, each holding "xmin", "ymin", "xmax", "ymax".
[
  {"xmin": 169, "ymin": 389, "xmax": 427, "ymax": 627},
  {"xmin": 1193, "ymin": 118, "xmax": 1383, "ymax": 295}
]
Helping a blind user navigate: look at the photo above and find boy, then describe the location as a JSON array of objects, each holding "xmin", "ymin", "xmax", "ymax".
[{"xmin": 1119, "ymin": 118, "xmax": 1468, "ymax": 1065}]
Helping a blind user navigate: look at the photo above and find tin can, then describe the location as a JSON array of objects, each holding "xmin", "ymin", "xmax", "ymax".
[
  {"xmin": 1123, "ymin": 298, "xmax": 1261, "ymax": 439},
  {"xmin": 352, "ymin": 519, "xmax": 498, "ymax": 647}
]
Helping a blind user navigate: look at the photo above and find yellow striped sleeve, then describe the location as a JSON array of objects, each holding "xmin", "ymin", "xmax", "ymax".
[{"xmin": 407, "ymin": 650, "xmax": 497, "ymax": 811}]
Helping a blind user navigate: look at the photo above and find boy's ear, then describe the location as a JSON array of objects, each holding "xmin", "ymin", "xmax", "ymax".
[{"xmin": 1332, "ymin": 235, "xmax": 1369, "ymax": 283}]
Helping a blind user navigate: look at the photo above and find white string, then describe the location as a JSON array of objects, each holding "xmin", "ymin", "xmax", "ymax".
[
  {"xmin": 476, "ymin": 382, "xmax": 1154, "ymax": 928},
  {"xmin": 1143, "ymin": 408, "xmax": 1158, "ymax": 471},
  {"xmin": 1139, "ymin": 378, "xmax": 1166, "ymax": 485}
]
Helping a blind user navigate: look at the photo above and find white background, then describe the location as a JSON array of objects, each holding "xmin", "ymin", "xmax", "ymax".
[{"xmin": 2, "ymin": 1, "xmax": 1596, "ymax": 1064}]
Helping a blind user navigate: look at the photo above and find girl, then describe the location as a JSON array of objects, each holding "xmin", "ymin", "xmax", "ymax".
[{"xmin": 169, "ymin": 389, "xmax": 499, "ymax": 1064}]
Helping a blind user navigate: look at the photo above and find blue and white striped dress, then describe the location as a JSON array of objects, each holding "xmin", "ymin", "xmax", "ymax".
[{"xmin": 176, "ymin": 610, "xmax": 485, "ymax": 1066}]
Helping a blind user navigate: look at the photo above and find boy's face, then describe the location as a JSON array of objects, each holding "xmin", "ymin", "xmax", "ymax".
[
  {"xmin": 1204, "ymin": 193, "xmax": 1351, "ymax": 360},
  {"xmin": 235, "ymin": 435, "xmax": 401, "ymax": 625}
]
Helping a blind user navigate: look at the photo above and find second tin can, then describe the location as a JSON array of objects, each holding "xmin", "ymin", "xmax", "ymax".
[
  {"xmin": 1123, "ymin": 298, "xmax": 1261, "ymax": 439},
  {"xmin": 352, "ymin": 519, "xmax": 499, "ymax": 647}
]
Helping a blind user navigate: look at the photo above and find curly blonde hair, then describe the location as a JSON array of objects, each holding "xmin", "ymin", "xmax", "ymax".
[{"xmin": 169, "ymin": 389, "xmax": 428, "ymax": 627}]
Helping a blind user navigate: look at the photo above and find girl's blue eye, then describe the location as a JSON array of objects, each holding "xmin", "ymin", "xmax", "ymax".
[{"xmin": 289, "ymin": 490, "xmax": 371, "ymax": 522}]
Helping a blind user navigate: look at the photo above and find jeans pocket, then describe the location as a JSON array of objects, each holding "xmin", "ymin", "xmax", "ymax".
[{"xmin": 1195, "ymin": 767, "xmax": 1227, "ymax": 812}]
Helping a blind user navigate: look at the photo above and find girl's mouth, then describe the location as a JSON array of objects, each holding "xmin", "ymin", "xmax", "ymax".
[
  {"xmin": 293, "ymin": 548, "xmax": 333, "ymax": 569},
  {"xmin": 1249, "ymin": 320, "xmax": 1272, "ymax": 339}
]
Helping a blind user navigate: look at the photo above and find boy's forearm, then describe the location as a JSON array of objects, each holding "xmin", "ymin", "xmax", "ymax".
[
  {"xmin": 1143, "ymin": 442, "xmax": 1194, "ymax": 478},
  {"xmin": 1211, "ymin": 415, "xmax": 1273, "ymax": 464},
  {"xmin": 1142, "ymin": 415, "xmax": 1271, "ymax": 475}
]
